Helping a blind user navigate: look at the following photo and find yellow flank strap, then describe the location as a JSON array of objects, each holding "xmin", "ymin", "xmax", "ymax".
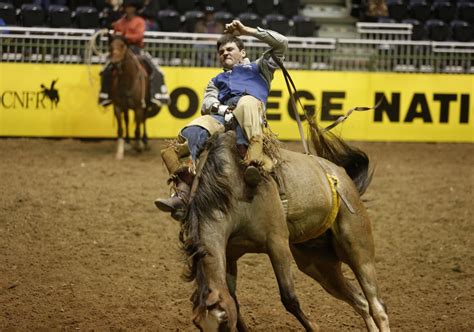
[{"xmin": 312, "ymin": 173, "xmax": 341, "ymax": 238}]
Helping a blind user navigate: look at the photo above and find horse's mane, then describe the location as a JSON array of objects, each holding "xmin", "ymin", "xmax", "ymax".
[
  {"xmin": 308, "ymin": 119, "xmax": 373, "ymax": 195},
  {"xmin": 178, "ymin": 132, "xmax": 235, "ymax": 310}
]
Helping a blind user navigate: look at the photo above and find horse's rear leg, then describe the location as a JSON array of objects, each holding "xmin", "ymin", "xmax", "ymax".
[
  {"xmin": 114, "ymin": 106, "xmax": 125, "ymax": 160},
  {"xmin": 333, "ymin": 208, "xmax": 390, "ymax": 331},
  {"xmin": 226, "ymin": 256, "xmax": 249, "ymax": 332},
  {"xmin": 291, "ymin": 242, "xmax": 378, "ymax": 331},
  {"xmin": 267, "ymin": 236, "xmax": 319, "ymax": 332}
]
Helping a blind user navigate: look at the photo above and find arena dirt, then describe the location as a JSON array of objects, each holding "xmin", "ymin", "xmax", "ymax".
[{"xmin": 0, "ymin": 138, "xmax": 472, "ymax": 331}]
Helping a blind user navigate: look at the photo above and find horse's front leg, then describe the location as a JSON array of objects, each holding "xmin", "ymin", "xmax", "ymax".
[
  {"xmin": 226, "ymin": 255, "xmax": 249, "ymax": 332},
  {"xmin": 133, "ymin": 108, "xmax": 145, "ymax": 152},
  {"xmin": 267, "ymin": 234, "xmax": 319, "ymax": 332},
  {"xmin": 124, "ymin": 109, "xmax": 131, "ymax": 146},
  {"xmin": 142, "ymin": 115, "xmax": 149, "ymax": 151},
  {"xmin": 114, "ymin": 105, "xmax": 125, "ymax": 160}
]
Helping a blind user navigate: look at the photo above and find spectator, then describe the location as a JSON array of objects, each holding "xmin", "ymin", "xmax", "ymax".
[
  {"xmin": 33, "ymin": 0, "xmax": 67, "ymax": 11},
  {"xmin": 366, "ymin": 0, "xmax": 388, "ymax": 19},
  {"xmin": 194, "ymin": 6, "xmax": 224, "ymax": 34},
  {"xmin": 193, "ymin": 6, "xmax": 224, "ymax": 66}
]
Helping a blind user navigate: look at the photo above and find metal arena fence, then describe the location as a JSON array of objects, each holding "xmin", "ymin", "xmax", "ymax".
[{"xmin": 1, "ymin": 24, "xmax": 473, "ymax": 74}]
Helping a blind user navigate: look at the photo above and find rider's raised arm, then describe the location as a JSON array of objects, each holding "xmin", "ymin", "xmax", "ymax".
[
  {"xmin": 201, "ymin": 79, "xmax": 220, "ymax": 115},
  {"xmin": 253, "ymin": 27, "xmax": 288, "ymax": 59},
  {"xmin": 254, "ymin": 28, "xmax": 288, "ymax": 86}
]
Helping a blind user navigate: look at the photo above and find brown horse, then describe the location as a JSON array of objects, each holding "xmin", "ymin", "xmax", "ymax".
[
  {"xmin": 108, "ymin": 35, "xmax": 150, "ymax": 160},
  {"xmin": 177, "ymin": 122, "xmax": 390, "ymax": 331}
]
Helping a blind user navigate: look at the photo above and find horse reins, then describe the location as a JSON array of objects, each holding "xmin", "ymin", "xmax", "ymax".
[{"xmin": 270, "ymin": 52, "xmax": 311, "ymax": 155}]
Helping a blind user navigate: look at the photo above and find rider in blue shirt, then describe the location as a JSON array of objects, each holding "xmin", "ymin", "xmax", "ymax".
[{"xmin": 155, "ymin": 20, "xmax": 288, "ymax": 217}]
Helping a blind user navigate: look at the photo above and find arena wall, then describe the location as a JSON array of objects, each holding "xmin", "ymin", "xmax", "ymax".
[{"xmin": 1, "ymin": 64, "xmax": 472, "ymax": 142}]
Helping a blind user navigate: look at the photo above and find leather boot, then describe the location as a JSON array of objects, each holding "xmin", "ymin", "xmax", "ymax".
[
  {"xmin": 242, "ymin": 136, "xmax": 273, "ymax": 187},
  {"xmin": 237, "ymin": 144, "xmax": 261, "ymax": 187},
  {"xmin": 244, "ymin": 164, "xmax": 262, "ymax": 187},
  {"xmin": 154, "ymin": 180, "xmax": 190, "ymax": 213}
]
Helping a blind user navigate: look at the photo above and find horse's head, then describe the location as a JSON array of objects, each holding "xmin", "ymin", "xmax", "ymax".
[
  {"xmin": 193, "ymin": 288, "xmax": 238, "ymax": 332},
  {"xmin": 108, "ymin": 34, "xmax": 129, "ymax": 64}
]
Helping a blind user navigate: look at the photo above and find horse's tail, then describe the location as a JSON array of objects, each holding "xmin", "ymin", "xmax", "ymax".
[{"xmin": 308, "ymin": 119, "xmax": 373, "ymax": 195}]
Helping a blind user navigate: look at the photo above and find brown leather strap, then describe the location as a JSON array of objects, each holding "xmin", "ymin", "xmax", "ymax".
[{"xmin": 270, "ymin": 52, "xmax": 311, "ymax": 155}]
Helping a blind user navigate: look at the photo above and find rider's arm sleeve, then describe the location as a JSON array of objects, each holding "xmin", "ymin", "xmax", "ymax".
[
  {"xmin": 254, "ymin": 27, "xmax": 288, "ymax": 85},
  {"xmin": 201, "ymin": 79, "xmax": 219, "ymax": 115}
]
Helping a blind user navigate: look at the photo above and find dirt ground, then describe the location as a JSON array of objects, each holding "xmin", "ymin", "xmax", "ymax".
[{"xmin": 0, "ymin": 138, "xmax": 472, "ymax": 331}]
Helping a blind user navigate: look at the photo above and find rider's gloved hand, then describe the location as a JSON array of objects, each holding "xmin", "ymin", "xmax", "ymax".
[
  {"xmin": 224, "ymin": 112, "xmax": 234, "ymax": 123},
  {"xmin": 217, "ymin": 105, "xmax": 229, "ymax": 116}
]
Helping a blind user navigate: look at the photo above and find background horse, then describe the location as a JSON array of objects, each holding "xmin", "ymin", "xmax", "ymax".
[
  {"xmin": 178, "ymin": 123, "xmax": 390, "ymax": 331},
  {"xmin": 108, "ymin": 35, "xmax": 151, "ymax": 160}
]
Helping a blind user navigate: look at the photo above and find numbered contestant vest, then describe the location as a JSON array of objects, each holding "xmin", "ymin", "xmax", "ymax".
[{"xmin": 212, "ymin": 62, "xmax": 269, "ymax": 105}]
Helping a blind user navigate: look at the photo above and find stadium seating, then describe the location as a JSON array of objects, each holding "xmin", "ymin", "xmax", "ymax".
[
  {"xmin": 48, "ymin": 4, "xmax": 71, "ymax": 28},
  {"xmin": 20, "ymin": 3, "xmax": 44, "ymax": 26},
  {"xmin": 157, "ymin": 8, "xmax": 180, "ymax": 32},
  {"xmin": 432, "ymin": 1, "xmax": 455, "ymax": 23},
  {"xmin": 377, "ymin": 17, "xmax": 397, "ymax": 23},
  {"xmin": 13, "ymin": 0, "xmax": 33, "ymax": 9},
  {"xmin": 425, "ymin": 19, "xmax": 450, "ymax": 41},
  {"xmin": 457, "ymin": 2, "xmax": 474, "ymax": 24},
  {"xmin": 0, "ymin": 1, "xmax": 16, "ymax": 25},
  {"xmin": 74, "ymin": 5, "xmax": 99, "ymax": 28},
  {"xmin": 214, "ymin": 11, "xmax": 233, "ymax": 25},
  {"xmin": 279, "ymin": 0, "xmax": 300, "ymax": 18},
  {"xmin": 253, "ymin": 0, "xmax": 274, "ymax": 18},
  {"xmin": 409, "ymin": 0, "xmax": 431, "ymax": 22},
  {"xmin": 93, "ymin": 0, "xmax": 106, "ymax": 11},
  {"xmin": 183, "ymin": 10, "xmax": 204, "ymax": 32},
  {"xmin": 225, "ymin": 0, "xmax": 247, "ymax": 16},
  {"xmin": 174, "ymin": 0, "xmax": 196, "ymax": 14},
  {"xmin": 386, "ymin": 0, "xmax": 408, "ymax": 22},
  {"xmin": 156, "ymin": 0, "xmax": 169, "ymax": 10},
  {"xmin": 402, "ymin": 18, "xmax": 427, "ymax": 40},
  {"xmin": 1, "ymin": 0, "xmax": 471, "ymax": 43},
  {"xmin": 264, "ymin": 13, "xmax": 290, "ymax": 35},
  {"xmin": 237, "ymin": 12, "xmax": 262, "ymax": 29},
  {"xmin": 292, "ymin": 15, "xmax": 316, "ymax": 37},
  {"xmin": 198, "ymin": 0, "xmax": 223, "ymax": 12},
  {"xmin": 451, "ymin": 20, "xmax": 473, "ymax": 42},
  {"xmin": 69, "ymin": 0, "xmax": 92, "ymax": 10}
]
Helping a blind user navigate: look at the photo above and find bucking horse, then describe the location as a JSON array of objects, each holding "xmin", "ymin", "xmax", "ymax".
[{"xmin": 175, "ymin": 117, "xmax": 390, "ymax": 331}]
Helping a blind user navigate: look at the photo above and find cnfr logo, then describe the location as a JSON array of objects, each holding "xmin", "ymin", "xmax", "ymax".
[{"xmin": 0, "ymin": 79, "xmax": 60, "ymax": 110}]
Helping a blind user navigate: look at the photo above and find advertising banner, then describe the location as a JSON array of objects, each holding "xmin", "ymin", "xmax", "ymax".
[{"xmin": 0, "ymin": 63, "xmax": 472, "ymax": 142}]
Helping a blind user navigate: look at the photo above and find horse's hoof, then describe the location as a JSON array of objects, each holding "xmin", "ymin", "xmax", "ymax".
[{"xmin": 116, "ymin": 154, "xmax": 124, "ymax": 160}]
